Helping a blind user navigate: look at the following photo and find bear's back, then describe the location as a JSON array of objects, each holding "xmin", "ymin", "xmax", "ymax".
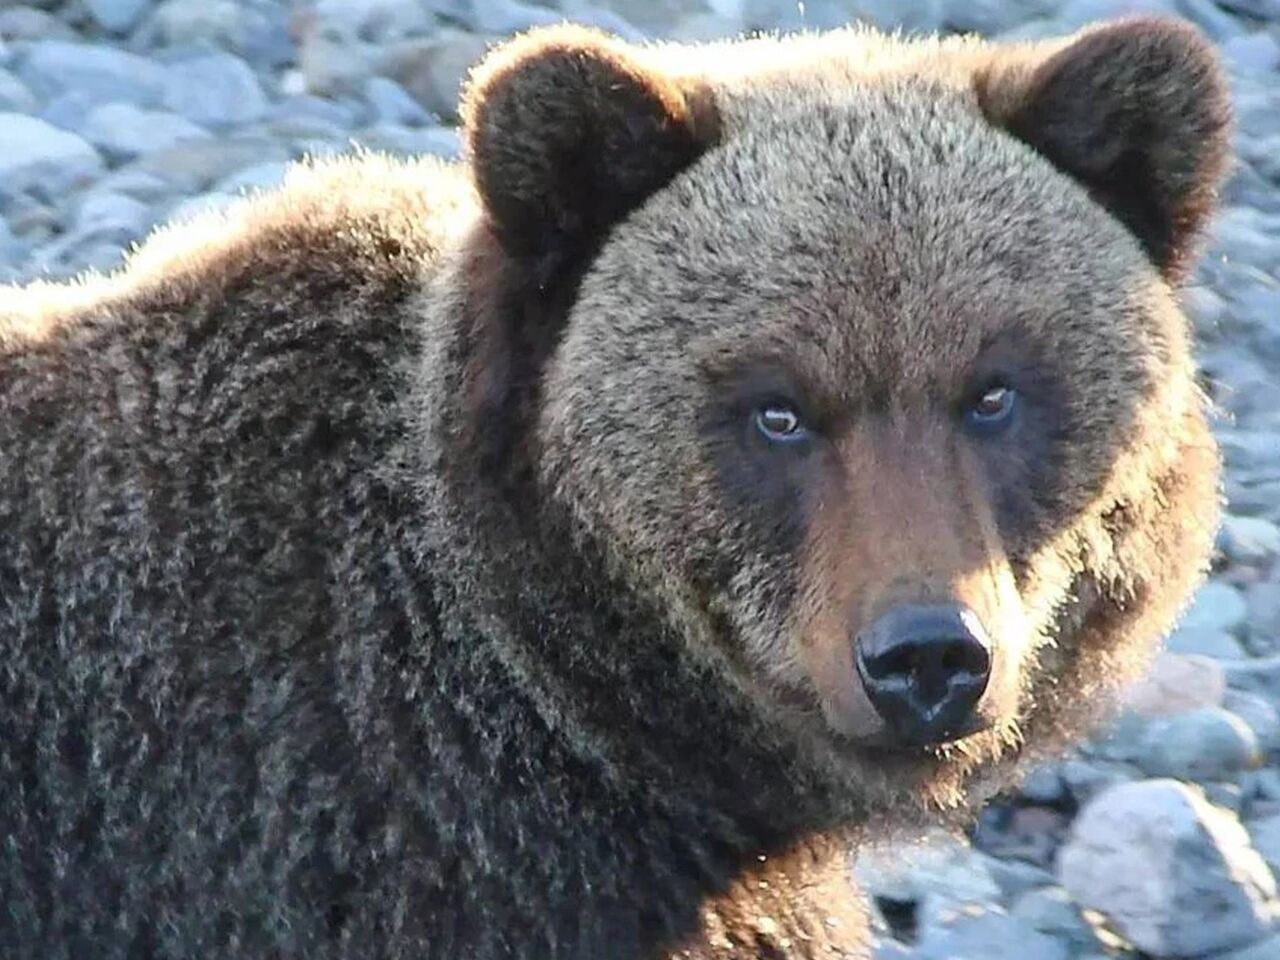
[{"xmin": 0, "ymin": 154, "xmax": 482, "ymax": 958}]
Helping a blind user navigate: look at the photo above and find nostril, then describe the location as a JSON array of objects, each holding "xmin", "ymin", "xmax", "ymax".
[{"xmin": 940, "ymin": 637, "xmax": 990, "ymax": 677}]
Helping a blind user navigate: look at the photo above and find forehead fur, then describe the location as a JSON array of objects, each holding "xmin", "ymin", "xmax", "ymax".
[{"xmin": 560, "ymin": 46, "xmax": 1177, "ymax": 401}]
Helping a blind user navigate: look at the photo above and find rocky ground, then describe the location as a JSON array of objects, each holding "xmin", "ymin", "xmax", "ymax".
[{"xmin": 3, "ymin": 1, "xmax": 1280, "ymax": 957}]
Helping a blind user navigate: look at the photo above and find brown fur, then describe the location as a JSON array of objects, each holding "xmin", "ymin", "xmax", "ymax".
[{"xmin": 0, "ymin": 17, "xmax": 1227, "ymax": 959}]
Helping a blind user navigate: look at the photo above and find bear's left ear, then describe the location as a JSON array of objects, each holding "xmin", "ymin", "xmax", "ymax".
[
  {"xmin": 977, "ymin": 17, "xmax": 1231, "ymax": 281},
  {"xmin": 462, "ymin": 26, "xmax": 717, "ymax": 275}
]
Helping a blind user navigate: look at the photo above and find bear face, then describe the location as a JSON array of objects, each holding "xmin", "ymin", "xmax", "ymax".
[{"xmin": 457, "ymin": 18, "xmax": 1228, "ymax": 815}]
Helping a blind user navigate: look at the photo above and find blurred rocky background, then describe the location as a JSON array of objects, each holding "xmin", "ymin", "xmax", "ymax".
[{"xmin": 3, "ymin": 1, "xmax": 1280, "ymax": 957}]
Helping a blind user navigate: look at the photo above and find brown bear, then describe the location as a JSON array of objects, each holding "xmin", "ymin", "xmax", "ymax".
[{"xmin": 0, "ymin": 15, "xmax": 1228, "ymax": 960}]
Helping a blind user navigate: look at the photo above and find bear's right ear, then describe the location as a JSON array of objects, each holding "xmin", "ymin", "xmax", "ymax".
[
  {"xmin": 976, "ymin": 17, "xmax": 1231, "ymax": 281},
  {"xmin": 462, "ymin": 26, "xmax": 717, "ymax": 277}
]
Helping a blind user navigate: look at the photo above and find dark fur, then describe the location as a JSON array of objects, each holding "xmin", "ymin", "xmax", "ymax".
[{"xmin": 0, "ymin": 17, "xmax": 1228, "ymax": 959}]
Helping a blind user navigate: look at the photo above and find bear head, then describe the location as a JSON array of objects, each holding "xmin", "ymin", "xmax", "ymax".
[{"xmin": 452, "ymin": 17, "xmax": 1229, "ymax": 814}]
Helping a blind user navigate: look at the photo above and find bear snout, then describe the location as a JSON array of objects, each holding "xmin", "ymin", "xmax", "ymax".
[{"xmin": 854, "ymin": 602, "xmax": 993, "ymax": 747}]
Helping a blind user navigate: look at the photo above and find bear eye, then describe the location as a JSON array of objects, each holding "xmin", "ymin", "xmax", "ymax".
[
  {"xmin": 963, "ymin": 383, "xmax": 1018, "ymax": 435},
  {"xmin": 754, "ymin": 402, "xmax": 807, "ymax": 443}
]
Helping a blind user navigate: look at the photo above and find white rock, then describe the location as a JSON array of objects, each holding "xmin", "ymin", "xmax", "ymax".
[
  {"xmin": 1058, "ymin": 780, "xmax": 1280, "ymax": 957},
  {"xmin": 1136, "ymin": 707, "xmax": 1262, "ymax": 781},
  {"xmin": 1124, "ymin": 652, "xmax": 1226, "ymax": 717},
  {"xmin": 1167, "ymin": 627, "xmax": 1248, "ymax": 661},
  {"xmin": 73, "ymin": 191, "xmax": 152, "ymax": 241},
  {"xmin": 1222, "ymin": 515, "xmax": 1280, "ymax": 566},
  {"xmin": 81, "ymin": 103, "xmax": 211, "ymax": 162},
  {"xmin": 0, "ymin": 112, "xmax": 102, "ymax": 197},
  {"xmin": 1182, "ymin": 581, "xmax": 1249, "ymax": 634},
  {"xmin": 17, "ymin": 41, "xmax": 165, "ymax": 107},
  {"xmin": 162, "ymin": 53, "xmax": 267, "ymax": 128},
  {"xmin": 85, "ymin": 0, "xmax": 149, "ymax": 34}
]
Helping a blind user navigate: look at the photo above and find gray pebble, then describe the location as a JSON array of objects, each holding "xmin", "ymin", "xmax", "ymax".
[
  {"xmin": 1010, "ymin": 885, "xmax": 1104, "ymax": 954},
  {"xmin": 85, "ymin": 0, "xmax": 149, "ymax": 34},
  {"xmin": 72, "ymin": 190, "xmax": 152, "ymax": 244},
  {"xmin": 17, "ymin": 41, "xmax": 165, "ymax": 108},
  {"xmin": 1222, "ymin": 515, "xmax": 1280, "ymax": 566},
  {"xmin": 1167, "ymin": 628, "xmax": 1249, "ymax": 660},
  {"xmin": 0, "ymin": 67, "xmax": 36, "ymax": 113},
  {"xmin": 214, "ymin": 161, "xmax": 291, "ymax": 196},
  {"xmin": 1226, "ymin": 688, "xmax": 1280, "ymax": 753},
  {"xmin": 363, "ymin": 77, "xmax": 432, "ymax": 128},
  {"xmin": 1182, "ymin": 580, "xmax": 1250, "ymax": 634},
  {"xmin": 0, "ymin": 111, "xmax": 102, "ymax": 199},
  {"xmin": 1247, "ymin": 813, "xmax": 1280, "ymax": 877},
  {"xmin": 162, "ymin": 53, "xmax": 268, "ymax": 128},
  {"xmin": 915, "ymin": 907, "xmax": 1069, "ymax": 960},
  {"xmin": 1137, "ymin": 707, "xmax": 1261, "ymax": 781},
  {"xmin": 81, "ymin": 103, "xmax": 212, "ymax": 163},
  {"xmin": 1222, "ymin": 32, "xmax": 1280, "ymax": 75}
]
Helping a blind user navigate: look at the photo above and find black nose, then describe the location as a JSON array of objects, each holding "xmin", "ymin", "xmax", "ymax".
[{"xmin": 855, "ymin": 603, "xmax": 992, "ymax": 746}]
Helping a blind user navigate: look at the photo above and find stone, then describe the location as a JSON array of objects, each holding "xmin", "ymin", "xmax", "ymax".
[
  {"xmin": 0, "ymin": 113, "xmax": 102, "ymax": 199},
  {"xmin": 132, "ymin": 138, "xmax": 291, "ymax": 193},
  {"xmin": 72, "ymin": 191, "xmax": 152, "ymax": 245},
  {"xmin": 0, "ymin": 217, "xmax": 28, "ymax": 267},
  {"xmin": 1249, "ymin": 814, "xmax": 1280, "ymax": 877},
  {"xmin": 1182, "ymin": 283, "xmax": 1229, "ymax": 329},
  {"xmin": 363, "ymin": 76, "xmax": 432, "ymax": 127},
  {"xmin": 854, "ymin": 833, "xmax": 1000, "ymax": 909},
  {"xmin": 1222, "ymin": 516, "xmax": 1280, "ymax": 567},
  {"xmin": 214, "ymin": 162, "xmax": 291, "ymax": 196},
  {"xmin": 1214, "ymin": 933, "xmax": 1280, "ymax": 960},
  {"xmin": 1058, "ymin": 780, "xmax": 1280, "ymax": 957},
  {"xmin": 1167, "ymin": 628, "xmax": 1248, "ymax": 660},
  {"xmin": 1213, "ymin": 207, "xmax": 1280, "ymax": 273},
  {"xmin": 386, "ymin": 30, "xmax": 490, "ymax": 120},
  {"xmin": 1222, "ymin": 32, "xmax": 1280, "ymax": 76},
  {"xmin": 0, "ymin": 67, "xmax": 36, "ymax": 113},
  {"xmin": 1137, "ymin": 707, "xmax": 1262, "ymax": 781},
  {"xmin": 978, "ymin": 853, "xmax": 1055, "ymax": 903},
  {"xmin": 162, "ymin": 54, "xmax": 267, "ymax": 128},
  {"xmin": 1214, "ymin": 0, "xmax": 1280, "ymax": 17},
  {"xmin": 298, "ymin": 29, "xmax": 377, "ymax": 98},
  {"xmin": 1124, "ymin": 652, "xmax": 1227, "ymax": 717},
  {"xmin": 1226, "ymin": 689, "xmax": 1280, "ymax": 753},
  {"xmin": 973, "ymin": 804, "xmax": 1067, "ymax": 869},
  {"xmin": 1224, "ymin": 656, "xmax": 1280, "ymax": 703},
  {"xmin": 1242, "ymin": 135, "xmax": 1280, "ymax": 185},
  {"xmin": 17, "ymin": 41, "xmax": 165, "ymax": 108},
  {"xmin": 914, "ymin": 907, "xmax": 1069, "ymax": 960},
  {"xmin": 81, "ymin": 104, "xmax": 211, "ymax": 163},
  {"xmin": 739, "ymin": 0, "xmax": 944, "ymax": 32},
  {"xmin": 472, "ymin": 0, "xmax": 567, "ymax": 33},
  {"xmin": 85, "ymin": 0, "xmax": 149, "ymax": 34},
  {"xmin": 1246, "ymin": 582, "xmax": 1280, "ymax": 652},
  {"xmin": 1182, "ymin": 581, "xmax": 1250, "ymax": 634},
  {"xmin": 941, "ymin": 0, "xmax": 1058, "ymax": 34},
  {"xmin": 93, "ymin": 168, "xmax": 174, "ymax": 204},
  {"xmin": 350, "ymin": 124, "xmax": 462, "ymax": 158},
  {"xmin": 1056, "ymin": 0, "xmax": 1180, "ymax": 28},
  {"xmin": 165, "ymin": 192, "xmax": 237, "ymax": 224},
  {"xmin": 1175, "ymin": 0, "xmax": 1250, "ymax": 42},
  {"xmin": 141, "ymin": 0, "xmax": 283, "ymax": 63},
  {"xmin": 1017, "ymin": 764, "xmax": 1066, "ymax": 806},
  {"xmin": 561, "ymin": 0, "xmax": 713, "ymax": 35},
  {"xmin": 1082, "ymin": 711, "xmax": 1152, "ymax": 764},
  {"xmin": 1010, "ymin": 885, "xmax": 1104, "ymax": 954},
  {"xmin": 870, "ymin": 939, "xmax": 914, "ymax": 960},
  {"xmin": 0, "ymin": 6, "xmax": 76, "ymax": 42}
]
